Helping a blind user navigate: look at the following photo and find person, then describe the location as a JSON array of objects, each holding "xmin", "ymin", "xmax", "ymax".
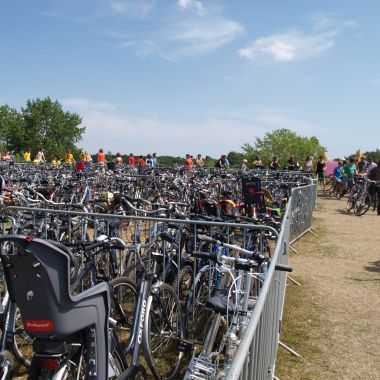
[
  {"xmin": 114, "ymin": 152, "xmax": 123, "ymax": 165},
  {"xmin": 184, "ymin": 154, "xmax": 193, "ymax": 171},
  {"xmin": 303, "ymin": 156, "xmax": 313, "ymax": 173},
  {"xmin": 195, "ymin": 154, "xmax": 204, "ymax": 167},
  {"xmin": 129, "ymin": 153, "xmax": 135, "ymax": 166},
  {"xmin": 151, "ymin": 153, "xmax": 158, "ymax": 168},
  {"xmin": 366, "ymin": 160, "xmax": 380, "ymax": 215},
  {"xmin": 357, "ymin": 156, "xmax": 368, "ymax": 174},
  {"xmin": 269, "ymin": 156, "xmax": 279, "ymax": 170},
  {"xmin": 215, "ymin": 154, "xmax": 229, "ymax": 169},
  {"xmin": 24, "ymin": 149, "xmax": 31, "ymax": 162},
  {"xmin": 342, "ymin": 158, "xmax": 357, "ymax": 192},
  {"xmin": 252, "ymin": 156, "xmax": 264, "ymax": 169},
  {"xmin": 137, "ymin": 155, "xmax": 145, "ymax": 174},
  {"xmin": 241, "ymin": 159, "xmax": 248, "ymax": 172},
  {"xmin": 81, "ymin": 150, "xmax": 92, "ymax": 163},
  {"xmin": 97, "ymin": 148, "xmax": 106, "ymax": 163},
  {"xmin": 64, "ymin": 150, "xmax": 74, "ymax": 165},
  {"xmin": 330, "ymin": 161, "xmax": 344, "ymax": 197},
  {"xmin": 75, "ymin": 157, "xmax": 86, "ymax": 173},
  {"xmin": 35, "ymin": 149, "xmax": 46, "ymax": 163},
  {"xmin": 51, "ymin": 156, "xmax": 61, "ymax": 166},
  {"xmin": 315, "ymin": 155, "xmax": 326, "ymax": 183},
  {"xmin": 145, "ymin": 154, "xmax": 153, "ymax": 168},
  {"xmin": 1, "ymin": 150, "xmax": 11, "ymax": 161},
  {"xmin": 367, "ymin": 157, "xmax": 377, "ymax": 172},
  {"xmin": 287, "ymin": 155, "xmax": 299, "ymax": 171}
]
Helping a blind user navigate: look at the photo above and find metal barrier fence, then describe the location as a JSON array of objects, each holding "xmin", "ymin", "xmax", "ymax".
[
  {"xmin": 0, "ymin": 183, "xmax": 315, "ymax": 379},
  {"xmin": 225, "ymin": 197, "xmax": 291, "ymax": 380},
  {"xmin": 225, "ymin": 182, "xmax": 316, "ymax": 380},
  {"xmin": 290, "ymin": 183, "xmax": 317, "ymax": 243}
]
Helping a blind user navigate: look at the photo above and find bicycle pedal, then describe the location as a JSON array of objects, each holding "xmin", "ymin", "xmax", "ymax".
[{"xmin": 178, "ymin": 339, "xmax": 193, "ymax": 353}]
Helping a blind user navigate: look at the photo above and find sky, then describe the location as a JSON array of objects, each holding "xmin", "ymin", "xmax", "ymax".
[{"xmin": 1, "ymin": 0, "xmax": 380, "ymax": 158}]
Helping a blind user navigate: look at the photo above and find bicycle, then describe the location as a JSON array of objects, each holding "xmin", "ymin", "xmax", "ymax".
[
  {"xmin": 0, "ymin": 234, "xmax": 127, "ymax": 380},
  {"xmin": 183, "ymin": 234, "xmax": 292, "ymax": 379}
]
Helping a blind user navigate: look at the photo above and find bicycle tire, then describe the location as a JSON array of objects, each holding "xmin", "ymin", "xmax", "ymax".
[
  {"xmin": 12, "ymin": 307, "xmax": 33, "ymax": 368},
  {"xmin": 184, "ymin": 265, "xmax": 218, "ymax": 340},
  {"xmin": 109, "ymin": 277, "xmax": 138, "ymax": 347},
  {"xmin": 346, "ymin": 193, "xmax": 356, "ymax": 211},
  {"xmin": 323, "ymin": 175, "xmax": 334, "ymax": 191},
  {"xmin": 354, "ymin": 194, "xmax": 371, "ymax": 216},
  {"xmin": 172, "ymin": 265, "xmax": 193, "ymax": 305},
  {"xmin": 143, "ymin": 283, "xmax": 184, "ymax": 380}
]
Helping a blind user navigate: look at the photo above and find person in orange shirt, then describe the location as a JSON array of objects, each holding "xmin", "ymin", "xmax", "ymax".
[
  {"xmin": 184, "ymin": 154, "xmax": 193, "ymax": 171},
  {"xmin": 97, "ymin": 148, "xmax": 106, "ymax": 172},
  {"xmin": 97, "ymin": 148, "xmax": 106, "ymax": 163}
]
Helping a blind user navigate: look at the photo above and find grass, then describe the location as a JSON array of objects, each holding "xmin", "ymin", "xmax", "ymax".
[{"xmin": 275, "ymin": 278, "xmax": 334, "ymax": 379}]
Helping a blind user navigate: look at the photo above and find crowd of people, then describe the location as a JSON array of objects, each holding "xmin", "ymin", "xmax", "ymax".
[{"xmin": 328, "ymin": 155, "xmax": 380, "ymax": 215}]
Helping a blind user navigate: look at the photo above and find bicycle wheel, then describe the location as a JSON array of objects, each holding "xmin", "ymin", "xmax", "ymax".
[
  {"xmin": 109, "ymin": 277, "xmax": 137, "ymax": 347},
  {"xmin": 346, "ymin": 193, "xmax": 356, "ymax": 211},
  {"xmin": 12, "ymin": 307, "xmax": 33, "ymax": 368},
  {"xmin": 354, "ymin": 194, "xmax": 371, "ymax": 216},
  {"xmin": 143, "ymin": 283, "xmax": 184, "ymax": 380},
  {"xmin": 172, "ymin": 265, "xmax": 193, "ymax": 306},
  {"xmin": 184, "ymin": 265, "xmax": 218, "ymax": 340},
  {"xmin": 323, "ymin": 175, "xmax": 334, "ymax": 191}
]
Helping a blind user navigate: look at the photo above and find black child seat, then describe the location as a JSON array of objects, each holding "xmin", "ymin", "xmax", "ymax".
[
  {"xmin": 0, "ymin": 235, "xmax": 110, "ymax": 379},
  {"xmin": 241, "ymin": 176, "xmax": 267, "ymax": 215}
]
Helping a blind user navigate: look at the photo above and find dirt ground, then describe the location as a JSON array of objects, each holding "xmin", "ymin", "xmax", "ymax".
[{"xmin": 276, "ymin": 193, "xmax": 380, "ymax": 379}]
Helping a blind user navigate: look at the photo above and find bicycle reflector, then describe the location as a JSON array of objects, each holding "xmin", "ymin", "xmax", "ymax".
[{"xmin": 37, "ymin": 357, "xmax": 59, "ymax": 371}]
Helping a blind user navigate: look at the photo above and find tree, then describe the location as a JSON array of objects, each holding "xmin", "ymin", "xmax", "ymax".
[
  {"xmin": 21, "ymin": 98, "xmax": 84, "ymax": 160},
  {"xmin": 242, "ymin": 128, "xmax": 327, "ymax": 169},
  {"xmin": 363, "ymin": 149, "xmax": 380, "ymax": 162},
  {"xmin": 0, "ymin": 105, "xmax": 24, "ymax": 152},
  {"xmin": 227, "ymin": 151, "xmax": 246, "ymax": 168}
]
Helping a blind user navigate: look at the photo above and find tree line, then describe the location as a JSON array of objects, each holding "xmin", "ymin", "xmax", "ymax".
[{"xmin": 4, "ymin": 97, "xmax": 373, "ymax": 168}]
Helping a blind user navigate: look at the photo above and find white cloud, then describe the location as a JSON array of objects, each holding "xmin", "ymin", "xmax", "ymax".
[
  {"xmin": 177, "ymin": 0, "xmax": 205, "ymax": 15},
  {"xmin": 238, "ymin": 28, "xmax": 337, "ymax": 62},
  {"xmin": 238, "ymin": 14, "xmax": 357, "ymax": 64},
  {"xmin": 166, "ymin": 19, "xmax": 244, "ymax": 58},
  {"xmin": 62, "ymin": 98, "xmax": 116, "ymax": 112},
  {"xmin": 109, "ymin": 0, "xmax": 154, "ymax": 17}
]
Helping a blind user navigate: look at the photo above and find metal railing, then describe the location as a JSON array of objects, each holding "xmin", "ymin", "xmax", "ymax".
[{"xmin": 225, "ymin": 182, "xmax": 316, "ymax": 380}]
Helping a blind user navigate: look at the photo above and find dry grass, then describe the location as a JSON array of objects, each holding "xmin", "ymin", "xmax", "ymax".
[{"xmin": 275, "ymin": 194, "xmax": 380, "ymax": 380}]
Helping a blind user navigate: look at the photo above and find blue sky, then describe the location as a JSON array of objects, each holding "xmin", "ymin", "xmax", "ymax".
[{"xmin": 1, "ymin": 0, "xmax": 379, "ymax": 158}]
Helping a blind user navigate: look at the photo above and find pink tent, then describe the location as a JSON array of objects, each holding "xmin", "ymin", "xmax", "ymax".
[{"xmin": 326, "ymin": 160, "xmax": 338, "ymax": 176}]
